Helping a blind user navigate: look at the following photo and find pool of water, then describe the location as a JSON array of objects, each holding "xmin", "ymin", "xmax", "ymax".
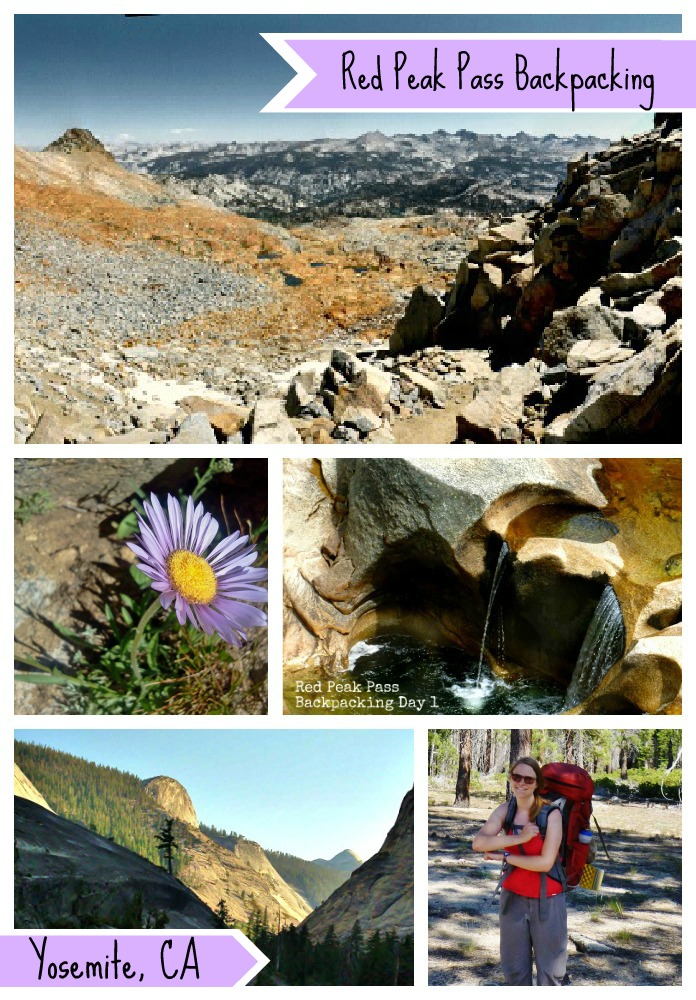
[
  {"xmin": 282, "ymin": 272, "xmax": 304, "ymax": 287},
  {"xmin": 344, "ymin": 634, "xmax": 565, "ymax": 715}
]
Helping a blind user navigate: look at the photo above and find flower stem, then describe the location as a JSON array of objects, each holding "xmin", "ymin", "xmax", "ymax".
[{"xmin": 129, "ymin": 596, "xmax": 163, "ymax": 682}]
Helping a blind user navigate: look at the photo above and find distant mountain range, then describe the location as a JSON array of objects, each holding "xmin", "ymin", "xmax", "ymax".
[{"xmin": 112, "ymin": 129, "xmax": 610, "ymax": 222}]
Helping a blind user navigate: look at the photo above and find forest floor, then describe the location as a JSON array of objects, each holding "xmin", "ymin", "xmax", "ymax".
[{"xmin": 428, "ymin": 788, "xmax": 682, "ymax": 986}]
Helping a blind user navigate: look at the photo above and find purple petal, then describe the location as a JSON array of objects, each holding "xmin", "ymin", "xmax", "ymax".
[
  {"xmin": 207, "ymin": 531, "xmax": 245, "ymax": 565},
  {"xmin": 196, "ymin": 605, "xmax": 245, "ymax": 646},
  {"xmin": 215, "ymin": 564, "xmax": 267, "ymax": 583},
  {"xmin": 174, "ymin": 593, "xmax": 189, "ymax": 626},
  {"xmin": 137, "ymin": 516, "xmax": 171, "ymax": 563},
  {"xmin": 217, "ymin": 583, "xmax": 268, "ymax": 602},
  {"xmin": 146, "ymin": 495, "xmax": 174, "ymax": 551},
  {"xmin": 183, "ymin": 496, "xmax": 197, "ymax": 549},
  {"xmin": 197, "ymin": 516, "xmax": 220, "ymax": 555},
  {"xmin": 167, "ymin": 495, "xmax": 184, "ymax": 549},
  {"xmin": 212, "ymin": 598, "xmax": 268, "ymax": 629}
]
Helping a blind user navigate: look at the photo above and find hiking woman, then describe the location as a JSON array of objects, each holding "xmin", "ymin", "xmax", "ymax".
[{"xmin": 472, "ymin": 757, "xmax": 567, "ymax": 986}]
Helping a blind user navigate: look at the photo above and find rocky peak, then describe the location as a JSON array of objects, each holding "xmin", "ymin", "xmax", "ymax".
[
  {"xmin": 312, "ymin": 849, "xmax": 362, "ymax": 872},
  {"xmin": 142, "ymin": 775, "xmax": 198, "ymax": 828},
  {"xmin": 45, "ymin": 128, "xmax": 114, "ymax": 159}
]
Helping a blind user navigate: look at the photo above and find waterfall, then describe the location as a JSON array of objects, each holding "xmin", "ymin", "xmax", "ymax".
[
  {"xmin": 565, "ymin": 585, "xmax": 625, "ymax": 708},
  {"xmin": 496, "ymin": 606, "xmax": 505, "ymax": 670},
  {"xmin": 476, "ymin": 541, "xmax": 509, "ymax": 684}
]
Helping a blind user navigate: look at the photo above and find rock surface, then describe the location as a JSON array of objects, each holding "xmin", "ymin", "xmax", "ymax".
[
  {"xmin": 284, "ymin": 457, "xmax": 681, "ymax": 713},
  {"xmin": 15, "ymin": 797, "xmax": 220, "ymax": 929},
  {"xmin": 301, "ymin": 789, "xmax": 413, "ymax": 942},
  {"xmin": 143, "ymin": 776, "xmax": 199, "ymax": 829}
]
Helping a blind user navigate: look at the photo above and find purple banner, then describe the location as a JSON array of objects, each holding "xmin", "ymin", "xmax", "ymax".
[
  {"xmin": 262, "ymin": 38, "xmax": 694, "ymax": 111},
  {"xmin": 0, "ymin": 933, "xmax": 266, "ymax": 987}
]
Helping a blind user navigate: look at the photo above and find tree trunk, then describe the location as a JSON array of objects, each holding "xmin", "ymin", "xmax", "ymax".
[
  {"xmin": 565, "ymin": 730, "xmax": 575, "ymax": 764},
  {"xmin": 508, "ymin": 729, "xmax": 532, "ymax": 800},
  {"xmin": 619, "ymin": 745, "xmax": 628, "ymax": 780},
  {"xmin": 485, "ymin": 730, "xmax": 492, "ymax": 774},
  {"xmin": 510, "ymin": 729, "xmax": 532, "ymax": 765},
  {"xmin": 453, "ymin": 730, "xmax": 472, "ymax": 807}
]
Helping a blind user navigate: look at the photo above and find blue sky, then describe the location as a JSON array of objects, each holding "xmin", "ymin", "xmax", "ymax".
[
  {"xmin": 15, "ymin": 14, "xmax": 676, "ymax": 147},
  {"xmin": 15, "ymin": 729, "xmax": 414, "ymax": 862}
]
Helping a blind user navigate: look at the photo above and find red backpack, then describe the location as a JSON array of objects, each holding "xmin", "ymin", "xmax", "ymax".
[{"xmin": 540, "ymin": 762, "xmax": 595, "ymax": 887}]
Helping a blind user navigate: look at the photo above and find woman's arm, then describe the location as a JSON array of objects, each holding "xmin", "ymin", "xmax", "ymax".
[
  {"xmin": 502, "ymin": 810, "xmax": 563, "ymax": 872},
  {"xmin": 472, "ymin": 804, "xmax": 539, "ymax": 852}
]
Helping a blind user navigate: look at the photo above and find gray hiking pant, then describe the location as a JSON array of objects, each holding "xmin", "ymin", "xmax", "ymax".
[{"xmin": 499, "ymin": 890, "xmax": 568, "ymax": 986}]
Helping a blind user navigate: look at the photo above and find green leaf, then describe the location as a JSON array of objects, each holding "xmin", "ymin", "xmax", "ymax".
[
  {"xmin": 14, "ymin": 672, "xmax": 74, "ymax": 686},
  {"xmin": 14, "ymin": 655, "xmax": 52, "ymax": 672},
  {"xmin": 14, "ymin": 669, "xmax": 101, "ymax": 689},
  {"xmin": 129, "ymin": 565, "xmax": 152, "ymax": 589},
  {"xmin": 116, "ymin": 511, "xmax": 140, "ymax": 539}
]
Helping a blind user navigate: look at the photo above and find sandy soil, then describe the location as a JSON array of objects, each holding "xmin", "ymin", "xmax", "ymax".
[{"xmin": 429, "ymin": 790, "xmax": 681, "ymax": 986}]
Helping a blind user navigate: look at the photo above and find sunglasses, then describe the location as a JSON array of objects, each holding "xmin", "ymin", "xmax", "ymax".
[{"xmin": 510, "ymin": 773, "xmax": 536, "ymax": 785}]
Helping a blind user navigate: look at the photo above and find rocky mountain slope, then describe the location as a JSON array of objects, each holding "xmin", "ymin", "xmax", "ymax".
[
  {"xmin": 16, "ymin": 128, "xmax": 455, "ymax": 444},
  {"xmin": 15, "ymin": 120, "xmax": 677, "ymax": 445},
  {"xmin": 15, "ymin": 744, "xmax": 311, "ymax": 929},
  {"xmin": 274, "ymin": 114, "xmax": 681, "ymax": 444},
  {"xmin": 17, "ymin": 129, "xmax": 175, "ymax": 208},
  {"xmin": 300, "ymin": 789, "xmax": 413, "ymax": 942},
  {"xmin": 14, "ymin": 762, "xmax": 54, "ymax": 813},
  {"xmin": 15, "ymin": 792, "xmax": 219, "ymax": 929},
  {"xmin": 115, "ymin": 129, "xmax": 607, "ymax": 222}
]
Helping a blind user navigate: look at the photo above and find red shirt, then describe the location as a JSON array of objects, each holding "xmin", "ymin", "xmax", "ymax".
[{"xmin": 503, "ymin": 828, "xmax": 563, "ymax": 898}]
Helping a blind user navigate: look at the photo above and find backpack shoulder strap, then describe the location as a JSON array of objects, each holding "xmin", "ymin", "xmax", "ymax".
[
  {"xmin": 503, "ymin": 796, "xmax": 517, "ymax": 834},
  {"xmin": 536, "ymin": 802, "xmax": 560, "ymax": 837}
]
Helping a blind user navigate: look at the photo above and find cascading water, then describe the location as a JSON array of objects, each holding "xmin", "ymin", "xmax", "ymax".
[
  {"xmin": 476, "ymin": 540, "xmax": 509, "ymax": 685},
  {"xmin": 565, "ymin": 584, "xmax": 626, "ymax": 708}
]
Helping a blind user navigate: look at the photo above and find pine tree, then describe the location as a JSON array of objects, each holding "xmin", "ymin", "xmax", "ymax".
[{"xmin": 154, "ymin": 818, "xmax": 178, "ymax": 876}]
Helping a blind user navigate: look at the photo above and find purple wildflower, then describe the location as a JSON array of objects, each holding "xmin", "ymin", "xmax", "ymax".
[{"xmin": 127, "ymin": 494, "xmax": 267, "ymax": 646}]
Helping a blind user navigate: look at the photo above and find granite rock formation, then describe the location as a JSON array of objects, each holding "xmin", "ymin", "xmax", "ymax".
[
  {"xmin": 14, "ymin": 796, "xmax": 220, "ymax": 929},
  {"xmin": 284, "ymin": 458, "xmax": 681, "ymax": 714},
  {"xmin": 143, "ymin": 776, "xmax": 199, "ymax": 829},
  {"xmin": 300, "ymin": 789, "xmax": 413, "ymax": 942}
]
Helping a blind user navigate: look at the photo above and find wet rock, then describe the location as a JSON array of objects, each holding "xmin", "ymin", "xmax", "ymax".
[
  {"xmin": 634, "ymin": 579, "xmax": 682, "ymax": 637},
  {"xmin": 284, "ymin": 457, "xmax": 608, "ymax": 675},
  {"xmin": 584, "ymin": 633, "xmax": 682, "ymax": 714}
]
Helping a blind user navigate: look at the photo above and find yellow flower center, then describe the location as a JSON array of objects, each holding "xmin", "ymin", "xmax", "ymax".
[{"xmin": 166, "ymin": 550, "xmax": 217, "ymax": 605}]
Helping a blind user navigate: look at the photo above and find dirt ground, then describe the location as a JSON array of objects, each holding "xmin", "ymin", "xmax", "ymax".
[{"xmin": 429, "ymin": 789, "xmax": 682, "ymax": 986}]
